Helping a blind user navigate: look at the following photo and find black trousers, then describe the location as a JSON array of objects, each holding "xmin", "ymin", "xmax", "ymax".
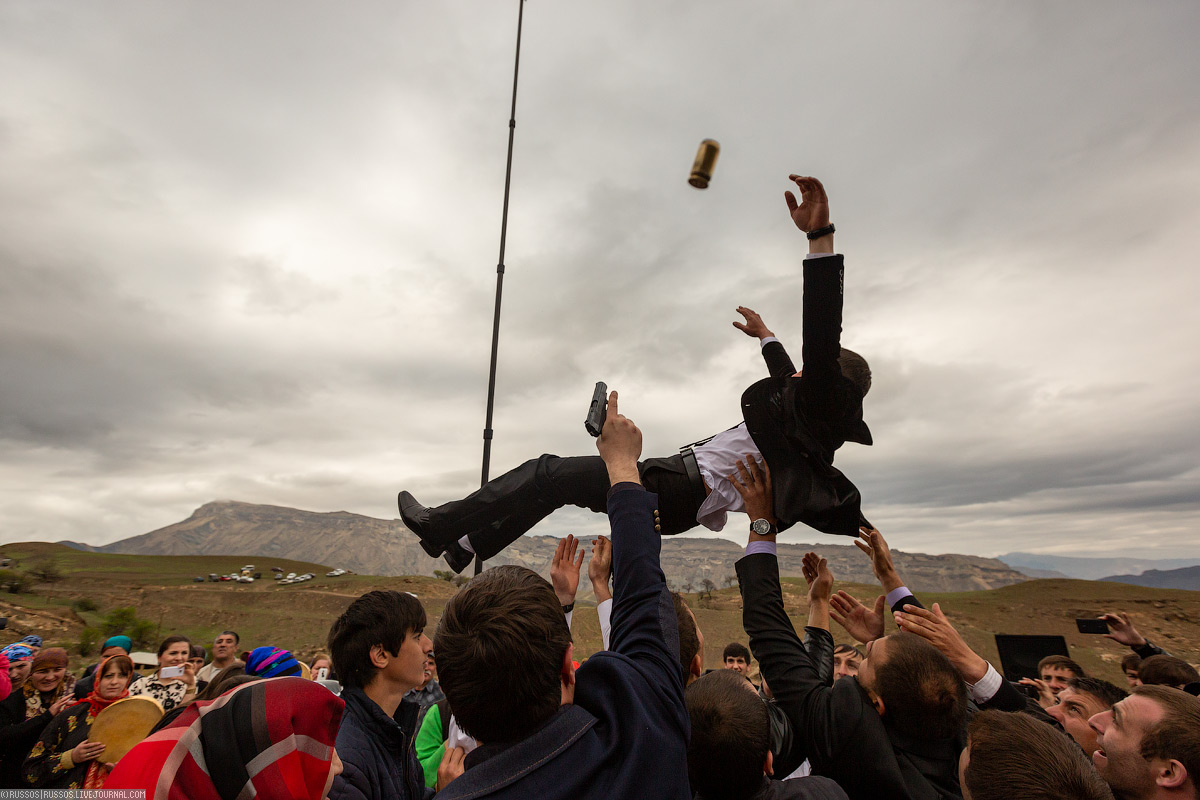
[{"xmin": 424, "ymin": 454, "xmax": 705, "ymax": 561}]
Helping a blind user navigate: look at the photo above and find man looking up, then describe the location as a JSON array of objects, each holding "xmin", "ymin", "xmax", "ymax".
[
  {"xmin": 400, "ymin": 176, "xmax": 873, "ymax": 573},
  {"xmin": 328, "ymin": 591, "xmax": 432, "ymax": 800},
  {"xmin": 731, "ymin": 457, "xmax": 967, "ymax": 800},
  {"xmin": 431, "ymin": 392, "xmax": 691, "ymax": 800},
  {"xmin": 1089, "ymin": 685, "xmax": 1200, "ymax": 799},
  {"xmin": 195, "ymin": 630, "xmax": 242, "ymax": 683},
  {"xmin": 1047, "ymin": 677, "xmax": 1129, "ymax": 759}
]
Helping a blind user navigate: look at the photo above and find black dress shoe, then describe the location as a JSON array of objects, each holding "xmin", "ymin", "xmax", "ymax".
[
  {"xmin": 398, "ymin": 491, "xmax": 442, "ymax": 556},
  {"xmin": 443, "ymin": 540, "xmax": 475, "ymax": 574}
]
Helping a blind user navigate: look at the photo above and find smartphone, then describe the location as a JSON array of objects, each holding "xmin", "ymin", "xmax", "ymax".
[
  {"xmin": 161, "ymin": 664, "xmax": 186, "ymax": 678},
  {"xmin": 1075, "ymin": 618, "xmax": 1109, "ymax": 635},
  {"xmin": 315, "ymin": 667, "xmax": 329, "ymax": 681}
]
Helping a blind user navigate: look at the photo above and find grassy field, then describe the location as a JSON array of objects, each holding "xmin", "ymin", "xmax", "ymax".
[{"xmin": 2, "ymin": 542, "xmax": 1197, "ymax": 685}]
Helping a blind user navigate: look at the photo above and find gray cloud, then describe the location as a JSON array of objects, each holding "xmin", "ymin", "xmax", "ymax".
[{"xmin": 0, "ymin": 1, "xmax": 1197, "ymax": 559}]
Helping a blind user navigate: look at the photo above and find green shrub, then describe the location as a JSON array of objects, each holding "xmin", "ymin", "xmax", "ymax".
[
  {"xmin": 78, "ymin": 627, "xmax": 101, "ymax": 656},
  {"xmin": 130, "ymin": 619, "xmax": 157, "ymax": 649},
  {"xmin": 72, "ymin": 597, "xmax": 99, "ymax": 613},
  {"xmin": 101, "ymin": 607, "xmax": 139, "ymax": 636},
  {"xmin": 29, "ymin": 557, "xmax": 63, "ymax": 583},
  {"xmin": 0, "ymin": 569, "xmax": 30, "ymax": 594}
]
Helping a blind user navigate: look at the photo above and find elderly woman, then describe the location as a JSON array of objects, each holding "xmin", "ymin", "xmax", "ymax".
[
  {"xmin": 2, "ymin": 645, "xmax": 35, "ymax": 697},
  {"xmin": 128, "ymin": 636, "xmax": 196, "ymax": 713},
  {"xmin": 23, "ymin": 654, "xmax": 136, "ymax": 790},
  {"xmin": 107, "ymin": 677, "xmax": 344, "ymax": 800},
  {"xmin": 0, "ymin": 647, "xmax": 75, "ymax": 788}
]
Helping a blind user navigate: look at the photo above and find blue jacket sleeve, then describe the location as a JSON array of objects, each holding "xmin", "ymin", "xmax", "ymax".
[{"xmin": 606, "ymin": 484, "xmax": 685, "ymax": 696}]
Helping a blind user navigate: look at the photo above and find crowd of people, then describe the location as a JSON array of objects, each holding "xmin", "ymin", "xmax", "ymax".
[{"xmin": 2, "ymin": 176, "xmax": 1198, "ymax": 800}]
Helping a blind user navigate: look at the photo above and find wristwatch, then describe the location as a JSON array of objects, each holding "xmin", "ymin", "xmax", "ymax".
[{"xmin": 750, "ymin": 518, "xmax": 776, "ymax": 536}]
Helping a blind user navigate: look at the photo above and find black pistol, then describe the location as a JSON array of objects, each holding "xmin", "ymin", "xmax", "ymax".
[{"xmin": 585, "ymin": 381, "xmax": 608, "ymax": 437}]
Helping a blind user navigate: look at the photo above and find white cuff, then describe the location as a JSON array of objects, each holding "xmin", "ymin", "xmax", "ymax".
[
  {"xmin": 564, "ymin": 610, "xmax": 573, "ymax": 629},
  {"xmin": 598, "ymin": 598, "xmax": 613, "ymax": 651},
  {"xmin": 759, "ymin": 336, "xmax": 781, "ymax": 348},
  {"xmin": 966, "ymin": 663, "xmax": 1004, "ymax": 704},
  {"xmin": 885, "ymin": 587, "xmax": 913, "ymax": 609},
  {"xmin": 804, "ymin": 252, "xmax": 836, "ymax": 259}
]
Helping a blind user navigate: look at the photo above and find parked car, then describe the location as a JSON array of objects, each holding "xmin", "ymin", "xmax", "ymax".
[
  {"xmin": 238, "ymin": 576, "xmax": 254, "ymax": 583},
  {"xmin": 326, "ymin": 568, "xmax": 347, "ymax": 577},
  {"xmin": 286, "ymin": 573, "xmax": 297, "ymax": 580},
  {"xmin": 271, "ymin": 566, "xmax": 283, "ymax": 573},
  {"xmin": 273, "ymin": 573, "xmax": 283, "ymax": 580},
  {"xmin": 208, "ymin": 573, "xmax": 220, "ymax": 582},
  {"xmin": 193, "ymin": 576, "xmax": 205, "ymax": 582}
]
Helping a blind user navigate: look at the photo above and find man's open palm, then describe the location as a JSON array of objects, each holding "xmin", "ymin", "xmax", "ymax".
[{"xmin": 784, "ymin": 175, "xmax": 830, "ymax": 232}]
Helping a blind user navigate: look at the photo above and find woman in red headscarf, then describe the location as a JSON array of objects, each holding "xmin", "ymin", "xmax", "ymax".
[
  {"xmin": 22, "ymin": 653, "xmax": 135, "ymax": 790},
  {"xmin": 106, "ymin": 676, "xmax": 344, "ymax": 800}
]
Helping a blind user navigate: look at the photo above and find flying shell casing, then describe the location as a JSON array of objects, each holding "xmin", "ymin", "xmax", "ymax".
[{"xmin": 688, "ymin": 139, "xmax": 720, "ymax": 189}]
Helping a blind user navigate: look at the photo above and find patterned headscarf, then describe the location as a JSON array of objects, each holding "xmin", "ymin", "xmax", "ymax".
[
  {"xmin": 244, "ymin": 646, "xmax": 301, "ymax": 678},
  {"xmin": 1, "ymin": 643, "xmax": 34, "ymax": 662},
  {"xmin": 75, "ymin": 654, "xmax": 135, "ymax": 715},
  {"xmin": 105, "ymin": 677, "xmax": 344, "ymax": 800},
  {"xmin": 21, "ymin": 635, "xmax": 43, "ymax": 648}
]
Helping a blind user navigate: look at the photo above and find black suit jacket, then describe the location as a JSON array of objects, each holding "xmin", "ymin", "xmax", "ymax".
[
  {"xmin": 741, "ymin": 255, "xmax": 871, "ymax": 536},
  {"xmin": 737, "ymin": 552, "xmax": 963, "ymax": 800}
]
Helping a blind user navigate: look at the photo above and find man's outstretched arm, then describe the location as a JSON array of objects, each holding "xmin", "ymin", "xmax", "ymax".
[
  {"xmin": 734, "ymin": 306, "xmax": 796, "ymax": 378},
  {"xmin": 787, "ymin": 175, "xmax": 844, "ymax": 404},
  {"xmin": 598, "ymin": 392, "xmax": 685, "ymax": 694}
]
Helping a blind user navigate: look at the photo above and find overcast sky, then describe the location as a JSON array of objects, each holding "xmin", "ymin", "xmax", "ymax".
[{"xmin": 2, "ymin": 1, "xmax": 1198, "ymax": 560}]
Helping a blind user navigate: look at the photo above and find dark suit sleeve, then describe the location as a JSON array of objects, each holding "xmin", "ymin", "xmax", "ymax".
[
  {"xmin": 607, "ymin": 485, "xmax": 685, "ymax": 697},
  {"xmin": 799, "ymin": 255, "xmax": 845, "ymax": 414},
  {"xmin": 890, "ymin": 592, "xmax": 924, "ymax": 614},
  {"xmin": 761, "ymin": 340, "xmax": 797, "ymax": 379},
  {"xmin": 737, "ymin": 552, "xmax": 841, "ymax": 762}
]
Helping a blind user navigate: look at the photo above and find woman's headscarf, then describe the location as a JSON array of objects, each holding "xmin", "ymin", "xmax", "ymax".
[
  {"xmin": 22, "ymin": 647, "xmax": 71, "ymax": 720},
  {"xmin": 102, "ymin": 635, "xmax": 133, "ymax": 653},
  {"xmin": 75, "ymin": 654, "xmax": 134, "ymax": 715},
  {"xmin": 244, "ymin": 646, "xmax": 301, "ymax": 678},
  {"xmin": 105, "ymin": 677, "xmax": 344, "ymax": 800},
  {"xmin": 20, "ymin": 635, "xmax": 43, "ymax": 648},
  {"xmin": 1, "ymin": 643, "xmax": 34, "ymax": 662}
]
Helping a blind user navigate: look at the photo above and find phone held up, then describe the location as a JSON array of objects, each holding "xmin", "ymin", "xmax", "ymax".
[
  {"xmin": 585, "ymin": 381, "xmax": 608, "ymax": 437},
  {"xmin": 160, "ymin": 664, "xmax": 186, "ymax": 679},
  {"xmin": 1076, "ymin": 618, "xmax": 1110, "ymax": 635}
]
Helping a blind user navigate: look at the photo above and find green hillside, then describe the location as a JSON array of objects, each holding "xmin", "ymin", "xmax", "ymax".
[{"xmin": 2, "ymin": 542, "xmax": 1196, "ymax": 686}]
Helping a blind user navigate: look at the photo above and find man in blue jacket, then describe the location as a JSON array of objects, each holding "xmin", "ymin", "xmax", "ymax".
[
  {"xmin": 327, "ymin": 590, "xmax": 434, "ymax": 800},
  {"xmin": 432, "ymin": 391, "xmax": 692, "ymax": 800}
]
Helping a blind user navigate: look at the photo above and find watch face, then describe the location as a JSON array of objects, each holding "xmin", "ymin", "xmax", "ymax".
[{"xmin": 751, "ymin": 518, "xmax": 771, "ymax": 535}]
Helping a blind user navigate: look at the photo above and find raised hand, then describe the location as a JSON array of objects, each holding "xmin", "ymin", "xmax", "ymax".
[
  {"xmin": 596, "ymin": 391, "xmax": 642, "ymax": 486},
  {"xmin": 1018, "ymin": 676, "xmax": 1057, "ymax": 709},
  {"xmin": 588, "ymin": 535, "xmax": 613, "ymax": 603},
  {"xmin": 733, "ymin": 306, "xmax": 774, "ymax": 340},
  {"xmin": 829, "ymin": 590, "xmax": 886, "ymax": 644},
  {"xmin": 1101, "ymin": 611, "xmax": 1147, "ymax": 648},
  {"xmin": 854, "ymin": 527, "xmax": 903, "ymax": 593},
  {"xmin": 728, "ymin": 457, "xmax": 775, "ymax": 527},
  {"xmin": 551, "ymin": 534, "xmax": 585, "ymax": 607},
  {"xmin": 783, "ymin": 175, "xmax": 830, "ymax": 232},
  {"xmin": 894, "ymin": 602, "xmax": 989, "ymax": 683},
  {"xmin": 802, "ymin": 552, "xmax": 834, "ymax": 605}
]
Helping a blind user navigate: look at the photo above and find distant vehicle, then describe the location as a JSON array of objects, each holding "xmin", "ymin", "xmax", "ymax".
[
  {"xmin": 238, "ymin": 576, "xmax": 254, "ymax": 583},
  {"xmin": 326, "ymin": 568, "xmax": 347, "ymax": 577},
  {"xmin": 193, "ymin": 576, "xmax": 205, "ymax": 582},
  {"xmin": 286, "ymin": 573, "xmax": 297, "ymax": 580},
  {"xmin": 218, "ymin": 576, "xmax": 232, "ymax": 582},
  {"xmin": 253, "ymin": 572, "xmax": 262, "ymax": 579},
  {"xmin": 208, "ymin": 573, "xmax": 220, "ymax": 582},
  {"xmin": 271, "ymin": 567, "xmax": 283, "ymax": 573},
  {"xmin": 242, "ymin": 565, "xmax": 255, "ymax": 571},
  {"xmin": 273, "ymin": 573, "xmax": 283, "ymax": 580}
]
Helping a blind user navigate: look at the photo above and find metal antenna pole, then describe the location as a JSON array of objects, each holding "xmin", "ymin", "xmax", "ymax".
[{"xmin": 476, "ymin": 0, "xmax": 527, "ymax": 575}]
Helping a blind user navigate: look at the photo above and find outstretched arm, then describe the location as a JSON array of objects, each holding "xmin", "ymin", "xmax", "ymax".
[
  {"xmin": 785, "ymin": 175, "xmax": 834, "ymax": 254},
  {"xmin": 734, "ymin": 307, "xmax": 796, "ymax": 378}
]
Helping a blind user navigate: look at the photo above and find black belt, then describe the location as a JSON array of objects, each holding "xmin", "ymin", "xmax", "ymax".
[{"xmin": 679, "ymin": 447, "xmax": 708, "ymax": 507}]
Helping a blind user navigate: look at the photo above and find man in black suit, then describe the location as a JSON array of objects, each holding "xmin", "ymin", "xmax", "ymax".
[
  {"xmin": 730, "ymin": 459, "xmax": 967, "ymax": 800},
  {"xmin": 400, "ymin": 175, "xmax": 872, "ymax": 572}
]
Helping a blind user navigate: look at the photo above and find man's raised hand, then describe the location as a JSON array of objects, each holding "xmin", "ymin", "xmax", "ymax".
[
  {"xmin": 728, "ymin": 457, "xmax": 775, "ymax": 529},
  {"xmin": 596, "ymin": 391, "xmax": 642, "ymax": 486},
  {"xmin": 1101, "ymin": 611, "xmax": 1147, "ymax": 648},
  {"xmin": 588, "ymin": 535, "xmax": 613, "ymax": 603},
  {"xmin": 854, "ymin": 527, "xmax": 904, "ymax": 593},
  {"xmin": 829, "ymin": 590, "xmax": 886, "ymax": 644},
  {"xmin": 802, "ymin": 552, "xmax": 834, "ymax": 605},
  {"xmin": 784, "ymin": 175, "xmax": 830, "ymax": 233},
  {"xmin": 733, "ymin": 306, "xmax": 774, "ymax": 340},
  {"xmin": 551, "ymin": 534, "xmax": 585, "ymax": 607},
  {"xmin": 894, "ymin": 602, "xmax": 989, "ymax": 683}
]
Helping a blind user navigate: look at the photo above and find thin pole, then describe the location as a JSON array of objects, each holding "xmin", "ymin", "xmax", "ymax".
[{"xmin": 477, "ymin": 0, "xmax": 526, "ymax": 575}]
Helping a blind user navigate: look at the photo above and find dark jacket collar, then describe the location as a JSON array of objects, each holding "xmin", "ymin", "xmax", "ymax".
[
  {"xmin": 445, "ymin": 705, "xmax": 596, "ymax": 799},
  {"xmin": 341, "ymin": 685, "xmax": 416, "ymax": 745}
]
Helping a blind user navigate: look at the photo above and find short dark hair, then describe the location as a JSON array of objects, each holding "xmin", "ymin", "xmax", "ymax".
[
  {"xmin": 1138, "ymin": 654, "xmax": 1200, "ymax": 688},
  {"xmin": 673, "ymin": 593, "xmax": 700, "ymax": 678},
  {"xmin": 157, "ymin": 635, "xmax": 191, "ymax": 657},
  {"xmin": 328, "ymin": 590, "xmax": 426, "ymax": 690},
  {"xmin": 1120, "ymin": 653, "xmax": 1142, "ymax": 673},
  {"xmin": 1038, "ymin": 654, "xmax": 1085, "ymax": 678},
  {"xmin": 723, "ymin": 642, "xmax": 751, "ymax": 663},
  {"xmin": 193, "ymin": 665, "xmax": 254, "ymax": 702},
  {"xmin": 835, "ymin": 643, "xmax": 864, "ymax": 659},
  {"xmin": 435, "ymin": 566, "xmax": 571, "ymax": 743},
  {"xmin": 189, "ymin": 645, "xmax": 207, "ymax": 661},
  {"xmin": 1067, "ymin": 676, "xmax": 1127, "ymax": 709},
  {"xmin": 838, "ymin": 348, "xmax": 871, "ymax": 398},
  {"xmin": 1133, "ymin": 685, "xmax": 1200, "ymax": 785},
  {"xmin": 217, "ymin": 630, "xmax": 240, "ymax": 645},
  {"xmin": 964, "ymin": 710, "xmax": 1112, "ymax": 800},
  {"xmin": 872, "ymin": 633, "xmax": 967, "ymax": 741},
  {"xmin": 686, "ymin": 669, "xmax": 769, "ymax": 800}
]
